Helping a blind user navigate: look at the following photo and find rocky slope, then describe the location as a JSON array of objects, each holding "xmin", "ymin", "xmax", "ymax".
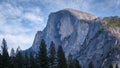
[{"xmin": 25, "ymin": 9, "xmax": 120, "ymax": 68}]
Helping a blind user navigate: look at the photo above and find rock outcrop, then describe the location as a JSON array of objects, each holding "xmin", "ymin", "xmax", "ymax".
[{"xmin": 24, "ymin": 9, "xmax": 120, "ymax": 68}]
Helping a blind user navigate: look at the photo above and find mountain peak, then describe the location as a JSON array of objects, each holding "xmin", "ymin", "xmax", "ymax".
[
  {"xmin": 54, "ymin": 8, "xmax": 97, "ymax": 20},
  {"xmin": 24, "ymin": 9, "xmax": 120, "ymax": 68}
]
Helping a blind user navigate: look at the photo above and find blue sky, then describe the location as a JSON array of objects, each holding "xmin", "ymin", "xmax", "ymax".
[{"xmin": 0, "ymin": 0, "xmax": 120, "ymax": 51}]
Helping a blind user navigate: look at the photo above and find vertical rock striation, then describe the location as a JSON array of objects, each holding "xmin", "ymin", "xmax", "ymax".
[{"xmin": 24, "ymin": 9, "xmax": 120, "ymax": 68}]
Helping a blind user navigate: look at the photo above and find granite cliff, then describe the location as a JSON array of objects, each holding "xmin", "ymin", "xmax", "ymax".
[{"xmin": 25, "ymin": 9, "xmax": 120, "ymax": 68}]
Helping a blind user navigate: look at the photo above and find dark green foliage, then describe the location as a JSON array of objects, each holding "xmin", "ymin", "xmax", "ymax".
[
  {"xmin": 48, "ymin": 41, "xmax": 57, "ymax": 68},
  {"xmin": 103, "ymin": 16, "xmax": 120, "ymax": 28},
  {"xmin": 24, "ymin": 54, "xmax": 30, "ymax": 68},
  {"xmin": 67, "ymin": 54, "xmax": 81, "ymax": 68},
  {"xmin": 109, "ymin": 64, "xmax": 113, "ymax": 68},
  {"xmin": 112, "ymin": 45, "xmax": 120, "ymax": 50},
  {"xmin": 57, "ymin": 45, "xmax": 67, "ymax": 68},
  {"xmin": 89, "ymin": 61, "xmax": 94, "ymax": 68},
  {"xmin": 15, "ymin": 47, "xmax": 24, "ymax": 68},
  {"xmin": 10, "ymin": 48, "xmax": 16, "ymax": 68},
  {"xmin": 30, "ymin": 52, "xmax": 36, "ymax": 68},
  {"xmin": 74, "ymin": 59, "xmax": 81, "ymax": 68},
  {"xmin": 0, "ymin": 39, "xmax": 82, "ymax": 68},
  {"xmin": 1, "ymin": 38, "xmax": 10, "ymax": 68},
  {"xmin": 116, "ymin": 64, "xmax": 119, "ymax": 68},
  {"xmin": 67, "ymin": 53, "xmax": 74, "ymax": 68},
  {"xmin": 10, "ymin": 48, "xmax": 15, "ymax": 57},
  {"xmin": 0, "ymin": 53, "xmax": 2, "ymax": 68},
  {"xmin": 37, "ymin": 39, "xmax": 48, "ymax": 68}
]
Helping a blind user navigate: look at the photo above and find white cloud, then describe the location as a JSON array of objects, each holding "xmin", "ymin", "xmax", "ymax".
[
  {"xmin": 24, "ymin": 12, "xmax": 43, "ymax": 24},
  {"xmin": 40, "ymin": 0, "xmax": 120, "ymax": 16},
  {"xmin": 0, "ymin": 2, "xmax": 45, "ymax": 51},
  {"xmin": 39, "ymin": 0, "xmax": 91, "ymax": 12},
  {"xmin": 0, "ymin": 34, "xmax": 34, "ymax": 50}
]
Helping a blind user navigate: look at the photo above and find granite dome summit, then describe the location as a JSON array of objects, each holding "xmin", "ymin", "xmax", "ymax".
[
  {"xmin": 52, "ymin": 8, "xmax": 97, "ymax": 20},
  {"xmin": 24, "ymin": 9, "xmax": 120, "ymax": 68}
]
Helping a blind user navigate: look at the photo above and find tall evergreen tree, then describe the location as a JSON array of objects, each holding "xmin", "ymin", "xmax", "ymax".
[
  {"xmin": 116, "ymin": 64, "xmax": 119, "ymax": 68},
  {"xmin": 74, "ymin": 59, "xmax": 81, "ymax": 68},
  {"xmin": 116, "ymin": 64, "xmax": 118, "ymax": 68},
  {"xmin": 15, "ymin": 46, "xmax": 24, "ymax": 68},
  {"xmin": 37, "ymin": 39, "xmax": 48, "ymax": 68},
  {"xmin": 1, "ymin": 38, "xmax": 10, "ymax": 68},
  {"xmin": 24, "ymin": 54, "xmax": 29, "ymax": 68},
  {"xmin": 30, "ymin": 52, "xmax": 36, "ymax": 68},
  {"xmin": 48, "ymin": 41, "xmax": 57, "ymax": 68},
  {"xmin": 10, "ymin": 48, "xmax": 15, "ymax": 57},
  {"xmin": 89, "ymin": 61, "xmax": 94, "ymax": 68},
  {"xmin": 109, "ymin": 64, "xmax": 113, "ymax": 68},
  {"xmin": 10, "ymin": 48, "xmax": 16, "ymax": 68},
  {"xmin": 57, "ymin": 45, "xmax": 67, "ymax": 68},
  {"xmin": 0, "ymin": 53, "xmax": 2, "ymax": 68},
  {"xmin": 67, "ymin": 53, "xmax": 74, "ymax": 68}
]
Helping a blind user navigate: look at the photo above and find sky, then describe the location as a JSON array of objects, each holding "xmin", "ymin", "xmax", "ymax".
[{"xmin": 0, "ymin": 0, "xmax": 120, "ymax": 51}]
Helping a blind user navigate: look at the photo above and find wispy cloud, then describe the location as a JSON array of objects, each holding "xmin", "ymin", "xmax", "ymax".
[
  {"xmin": 24, "ymin": 11, "xmax": 43, "ymax": 25},
  {"xmin": 0, "ymin": 2, "xmax": 45, "ymax": 51},
  {"xmin": 38, "ymin": 0, "xmax": 91, "ymax": 13},
  {"xmin": 38, "ymin": 0, "xmax": 120, "ymax": 16}
]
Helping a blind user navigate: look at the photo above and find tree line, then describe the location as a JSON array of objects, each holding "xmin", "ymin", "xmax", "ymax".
[{"xmin": 0, "ymin": 38, "xmax": 81, "ymax": 68}]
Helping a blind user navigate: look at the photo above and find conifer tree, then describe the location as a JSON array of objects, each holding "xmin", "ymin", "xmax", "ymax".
[
  {"xmin": 109, "ymin": 64, "xmax": 113, "ymax": 68},
  {"xmin": 89, "ymin": 61, "xmax": 94, "ymax": 68},
  {"xmin": 37, "ymin": 39, "xmax": 48, "ymax": 68},
  {"xmin": 1, "ymin": 38, "xmax": 10, "ymax": 68},
  {"xmin": 57, "ymin": 45, "xmax": 67, "ymax": 68},
  {"xmin": 10, "ymin": 48, "xmax": 15, "ymax": 57},
  {"xmin": 10, "ymin": 48, "xmax": 16, "ymax": 68},
  {"xmin": 24, "ymin": 54, "xmax": 29, "ymax": 68},
  {"xmin": 0, "ymin": 53, "xmax": 2, "ymax": 68},
  {"xmin": 67, "ymin": 53, "xmax": 74, "ymax": 68},
  {"xmin": 74, "ymin": 59, "xmax": 81, "ymax": 68},
  {"xmin": 48, "ymin": 41, "xmax": 57, "ymax": 68},
  {"xmin": 30, "ymin": 52, "xmax": 36, "ymax": 68},
  {"xmin": 116, "ymin": 64, "xmax": 119, "ymax": 68},
  {"xmin": 15, "ymin": 46, "xmax": 24, "ymax": 68}
]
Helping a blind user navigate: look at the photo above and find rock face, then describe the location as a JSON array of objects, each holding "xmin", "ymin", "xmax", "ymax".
[{"xmin": 25, "ymin": 9, "xmax": 120, "ymax": 68}]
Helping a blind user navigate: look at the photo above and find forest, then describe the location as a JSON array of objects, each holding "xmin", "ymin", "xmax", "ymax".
[{"xmin": 0, "ymin": 38, "xmax": 82, "ymax": 68}]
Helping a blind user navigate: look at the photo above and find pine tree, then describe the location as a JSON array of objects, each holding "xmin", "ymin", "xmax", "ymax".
[
  {"xmin": 1, "ymin": 38, "xmax": 10, "ymax": 68},
  {"xmin": 24, "ymin": 54, "xmax": 29, "ymax": 68},
  {"xmin": 37, "ymin": 39, "xmax": 48, "ymax": 68},
  {"xmin": 89, "ymin": 61, "xmax": 94, "ymax": 68},
  {"xmin": 10, "ymin": 48, "xmax": 16, "ymax": 68},
  {"xmin": 109, "ymin": 64, "xmax": 113, "ymax": 68},
  {"xmin": 48, "ymin": 41, "xmax": 57, "ymax": 68},
  {"xmin": 0, "ymin": 53, "xmax": 2, "ymax": 68},
  {"xmin": 15, "ymin": 46, "xmax": 24, "ymax": 68},
  {"xmin": 74, "ymin": 59, "xmax": 81, "ymax": 68},
  {"xmin": 57, "ymin": 45, "xmax": 67, "ymax": 68},
  {"xmin": 10, "ymin": 48, "xmax": 15, "ymax": 57},
  {"xmin": 30, "ymin": 52, "xmax": 36, "ymax": 68},
  {"xmin": 116, "ymin": 64, "xmax": 119, "ymax": 68},
  {"xmin": 67, "ymin": 53, "xmax": 74, "ymax": 68}
]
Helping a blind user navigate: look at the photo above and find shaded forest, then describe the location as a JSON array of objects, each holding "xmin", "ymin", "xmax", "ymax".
[{"xmin": 0, "ymin": 38, "xmax": 81, "ymax": 68}]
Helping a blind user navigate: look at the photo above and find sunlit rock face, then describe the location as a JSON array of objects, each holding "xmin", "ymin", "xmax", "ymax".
[
  {"xmin": 29, "ymin": 9, "xmax": 97, "ymax": 55},
  {"xmin": 24, "ymin": 9, "xmax": 120, "ymax": 68}
]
